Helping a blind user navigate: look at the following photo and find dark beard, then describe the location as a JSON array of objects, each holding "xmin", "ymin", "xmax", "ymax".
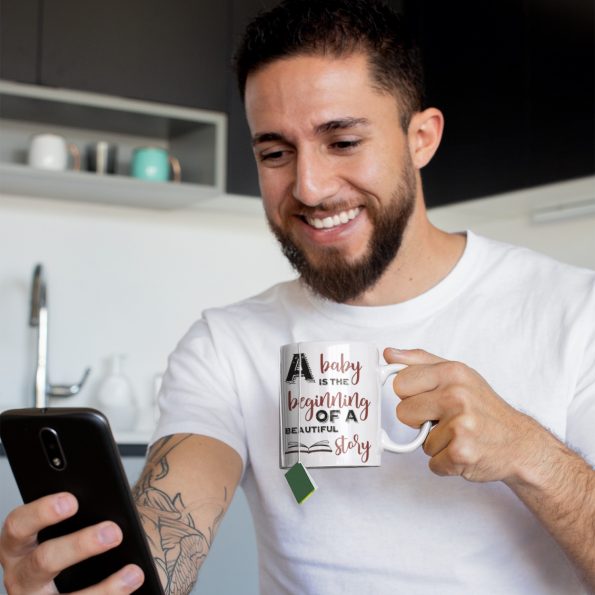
[{"xmin": 268, "ymin": 160, "xmax": 417, "ymax": 303}]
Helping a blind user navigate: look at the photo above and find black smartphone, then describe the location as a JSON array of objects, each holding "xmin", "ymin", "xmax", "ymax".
[{"xmin": 0, "ymin": 407, "xmax": 164, "ymax": 594}]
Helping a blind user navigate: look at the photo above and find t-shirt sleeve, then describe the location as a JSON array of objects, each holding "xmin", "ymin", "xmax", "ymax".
[
  {"xmin": 566, "ymin": 286, "xmax": 595, "ymax": 467},
  {"xmin": 149, "ymin": 318, "xmax": 248, "ymax": 466}
]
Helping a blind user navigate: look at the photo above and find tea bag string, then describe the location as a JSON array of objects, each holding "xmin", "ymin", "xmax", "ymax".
[{"xmin": 297, "ymin": 342, "xmax": 302, "ymax": 465}]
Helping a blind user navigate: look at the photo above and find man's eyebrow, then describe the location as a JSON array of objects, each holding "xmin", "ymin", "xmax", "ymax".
[
  {"xmin": 315, "ymin": 117, "xmax": 370, "ymax": 135},
  {"xmin": 251, "ymin": 118, "xmax": 370, "ymax": 146},
  {"xmin": 252, "ymin": 132, "xmax": 285, "ymax": 146}
]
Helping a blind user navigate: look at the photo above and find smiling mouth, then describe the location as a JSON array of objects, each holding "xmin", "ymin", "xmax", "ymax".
[{"xmin": 304, "ymin": 207, "xmax": 361, "ymax": 230}]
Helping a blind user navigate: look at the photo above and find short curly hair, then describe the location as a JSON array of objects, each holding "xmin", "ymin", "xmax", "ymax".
[{"xmin": 233, "ymin": 0, "xmax": 425, "ymax": 130}]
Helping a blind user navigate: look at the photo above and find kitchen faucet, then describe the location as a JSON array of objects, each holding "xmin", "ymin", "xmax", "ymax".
[{"xmin": 30, "ymin": 263, "xmax": 91, "ymax": 408}]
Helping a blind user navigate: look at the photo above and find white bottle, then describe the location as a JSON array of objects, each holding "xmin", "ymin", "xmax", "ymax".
[{"xmin": 96, "ymin": 354, "xmax": 136, "ymax": 432}]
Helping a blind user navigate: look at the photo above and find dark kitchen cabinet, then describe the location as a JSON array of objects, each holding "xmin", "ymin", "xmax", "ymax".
[
  {"xmin": 406, "ymin": 0, "xmax": 594, "ymax": 207},
  {"xmin": 226, "ymin": 0, "xmax": 279, "ymax": 196},
  {"xmin": 39, "ymin": 0, "xmax": 229, "ymax": 111},
  {"xmin": 0, "ymin": 0, "xmax": 40, "ymax": 84}
]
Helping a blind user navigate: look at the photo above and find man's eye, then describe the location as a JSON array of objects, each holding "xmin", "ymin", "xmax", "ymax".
[
  {"xmin": 331, "ymin": 140, "xmax": 361, "ymax": 150},
  {"xmin": 260, "ymin": 150, "xmax": 286, "ymax": 161}
]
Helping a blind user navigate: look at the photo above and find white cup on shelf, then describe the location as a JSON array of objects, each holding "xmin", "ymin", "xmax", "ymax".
[{"xmin": 28, "ymin": 133, "xmax": 81, "ymax": 171}]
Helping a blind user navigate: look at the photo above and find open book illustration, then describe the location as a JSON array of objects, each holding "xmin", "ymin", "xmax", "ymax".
[{"xmin": 285, "ymin": 440, "xmax": 333, "ymax": 454}]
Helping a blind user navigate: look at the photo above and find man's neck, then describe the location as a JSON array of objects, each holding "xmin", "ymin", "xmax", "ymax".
[{"xmin": 347, "ymin": 218, "xmax": 467, "ymax": 307}]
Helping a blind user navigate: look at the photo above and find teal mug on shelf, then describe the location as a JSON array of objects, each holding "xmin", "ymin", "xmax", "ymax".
[{"xmin": 131, "ymin": 147, "xmax": 181, "ymax": 182}]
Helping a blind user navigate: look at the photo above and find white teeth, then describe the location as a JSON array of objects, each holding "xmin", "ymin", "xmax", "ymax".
[{"xmin": 306, "ymin": 207, "xmax": 360, "ymax": 230}]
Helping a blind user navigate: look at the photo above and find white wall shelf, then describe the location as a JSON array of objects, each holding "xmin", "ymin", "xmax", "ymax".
[
  {"xmin": 0, "ymin": 80, "xmax": 227, "ymax": 209},
  {"xmin": 0, "ymin": 163, "xmax": 221, "ymax": 209}
]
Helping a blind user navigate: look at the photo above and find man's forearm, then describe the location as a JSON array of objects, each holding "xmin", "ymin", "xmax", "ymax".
[
  {"xmin": 505, "ymin": 425, "xmax": 595, "ymax": 592},
  {"xmin": 132, "ymin": 435, "xmax": 229, "ymax": 595},
  {"xmin": 135, "ymin": 486, "xmax": 225, "ymax": 595}
]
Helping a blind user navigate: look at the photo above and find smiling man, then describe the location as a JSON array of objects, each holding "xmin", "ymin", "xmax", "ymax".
[
  {"xmin": 1, "ymin": 1, "xmax": 594, "ymax": 594},
  {"xmin": 245, "ymin": 46, "xmax": 462, "ymax": 306}
]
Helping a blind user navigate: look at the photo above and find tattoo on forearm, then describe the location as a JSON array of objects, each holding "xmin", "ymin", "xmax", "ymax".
[{"xmin": 133, "ymin": 435, "xmax": 227, "ymax": 595}]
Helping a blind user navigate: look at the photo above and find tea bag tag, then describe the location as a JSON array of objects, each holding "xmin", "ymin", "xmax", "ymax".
[{"xmin": 285, "ymin": 461, "xmax": 317, "ymax": 504}]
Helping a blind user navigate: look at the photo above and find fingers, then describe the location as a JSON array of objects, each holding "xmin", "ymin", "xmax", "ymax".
[
  {"xmin": 1, "ymin": 497, "xmax": 145, "ymax": 595},
  {"xmin": 424, "ymin": 425, "xmax": 484, "ymax": 480},
  {"xmin": 8, "ymin": 563, "xmax": 145, "ymax": 595},
  {"xmin": 396, "ymin": 390, "xmax": 437, "ymax": 427},
  {"xmin": 427, "ymin": 447, "xmax": 466, "ymax": 477},
  {"xmin": 393, "ymin": 365, "xmax": 441, "ymax": 398},
  {"xmin": 398, "ymin": 364, "xmax": 475, "ymax": 409},
  {"xmin": 9, "ymin": 521, "xmax": 126, "ymax": 592},
  {"xmin": 422, "ymin": 413, "xmax": 480, "ymax": 456},
  {"xmin": 1, "ymin": 493, "xmax": 139, "ymax": 595},
  {"xmin": 384, "ymin": 347, "xmax": 446, "ymax": 366},
  {"xmin": 79, "ymin": 564, "xmax": 145, "ymax": 594},
  {"xmin": 384, "ymin": 348, "xmax": 458, "ymax": 399},
  {"xmin": 1, "ymin": 493, "xmax": 78, "ymax": 557},
  {"xmin": 42, "ymin": 521, "xmax": 123, "ymax": 575}
]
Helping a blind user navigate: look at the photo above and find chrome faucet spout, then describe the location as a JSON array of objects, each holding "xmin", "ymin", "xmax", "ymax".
[
  {"xmin": 29, "ymin": 263, "xmax": 91, "ymax": 408},
  {"xmin": 30, "ymin": 264, "xmax": 46, "ymax": 326},
  {"xmin": 30, "ymin": 264, "xmax": 48, "ymax": 408}
]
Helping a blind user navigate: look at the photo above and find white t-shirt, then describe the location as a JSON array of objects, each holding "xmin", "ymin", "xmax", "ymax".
[{"xmin": 153, "ymin": 231, "xmax": 595, "ymax": 595}]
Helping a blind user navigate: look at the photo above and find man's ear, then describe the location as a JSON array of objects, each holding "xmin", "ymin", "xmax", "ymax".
[{"xmin": 407, "ymin": 108, "xmax": 444, "ymax": 169}]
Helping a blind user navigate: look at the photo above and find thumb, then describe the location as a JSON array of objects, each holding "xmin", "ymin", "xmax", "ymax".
[{"xmin": 383, "ymin": 347, "xmax": 446, "ymax": 365}]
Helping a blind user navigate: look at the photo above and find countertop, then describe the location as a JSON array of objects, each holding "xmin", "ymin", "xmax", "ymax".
[{"xmin": 0, "ymin": 430, "xmax": 151, "ymax": 458}]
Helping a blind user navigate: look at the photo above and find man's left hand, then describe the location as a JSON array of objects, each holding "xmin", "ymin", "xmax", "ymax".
[{"xmin": 384, "ymin": 347, "xmax": 548, "ymax": 484}]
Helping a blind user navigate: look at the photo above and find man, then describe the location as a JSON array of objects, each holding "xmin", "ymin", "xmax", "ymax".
[{"xmin": 1, "ymin": 1, "xmax": 594, "ymax": 593}]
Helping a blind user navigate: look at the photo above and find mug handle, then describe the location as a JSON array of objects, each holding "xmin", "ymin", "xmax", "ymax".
[
  {"xmin": 68, "ymin": 143, "xmax": 81, "ymax": 171},
  {"xmin": 379, "ymin": 363, "xmax": 433, "ymax": 454},
  {"xmin": 169, "ymin": 155, "xmax": 182, "ymax": 183}
]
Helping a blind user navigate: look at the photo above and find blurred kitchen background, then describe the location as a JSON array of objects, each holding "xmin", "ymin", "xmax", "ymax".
[{"xmin": 0, "ymin": 0, "xmax": 593, "ymax": 593}]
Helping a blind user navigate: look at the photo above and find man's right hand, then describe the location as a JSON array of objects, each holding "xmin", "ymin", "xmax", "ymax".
[{"xmin": 0, "ymin": 492, "xmax": 144, "ymax": 594}]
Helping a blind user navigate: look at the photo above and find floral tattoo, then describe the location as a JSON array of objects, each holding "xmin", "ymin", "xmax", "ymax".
[{"xmin": 132, "ymin": 435, "xmax": 227, "ymax": 595}]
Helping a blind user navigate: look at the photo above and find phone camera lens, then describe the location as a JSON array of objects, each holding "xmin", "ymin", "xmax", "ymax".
[{"xmin": 39, "ymin": 427, "xmax": 67, "ymax": 471}]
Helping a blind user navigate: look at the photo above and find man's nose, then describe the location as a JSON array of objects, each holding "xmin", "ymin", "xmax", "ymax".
[{"xmin": 292, "ymin": 150, "xmax": 339, "ymax": 206}]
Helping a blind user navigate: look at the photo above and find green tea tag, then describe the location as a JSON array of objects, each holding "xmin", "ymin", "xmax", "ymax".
[{"xmin": 285, "ymin": 462, "xmax": 317, "ymax": 504}]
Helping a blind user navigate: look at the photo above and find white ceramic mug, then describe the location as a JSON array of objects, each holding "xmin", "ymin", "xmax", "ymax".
[
  {"xmin": 28, "ymin": 133, "xmax": 80, "ymax": 171},
  {"xmin": 280, "ymin": 341, "xmax": 433, "ymax": 468}
]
